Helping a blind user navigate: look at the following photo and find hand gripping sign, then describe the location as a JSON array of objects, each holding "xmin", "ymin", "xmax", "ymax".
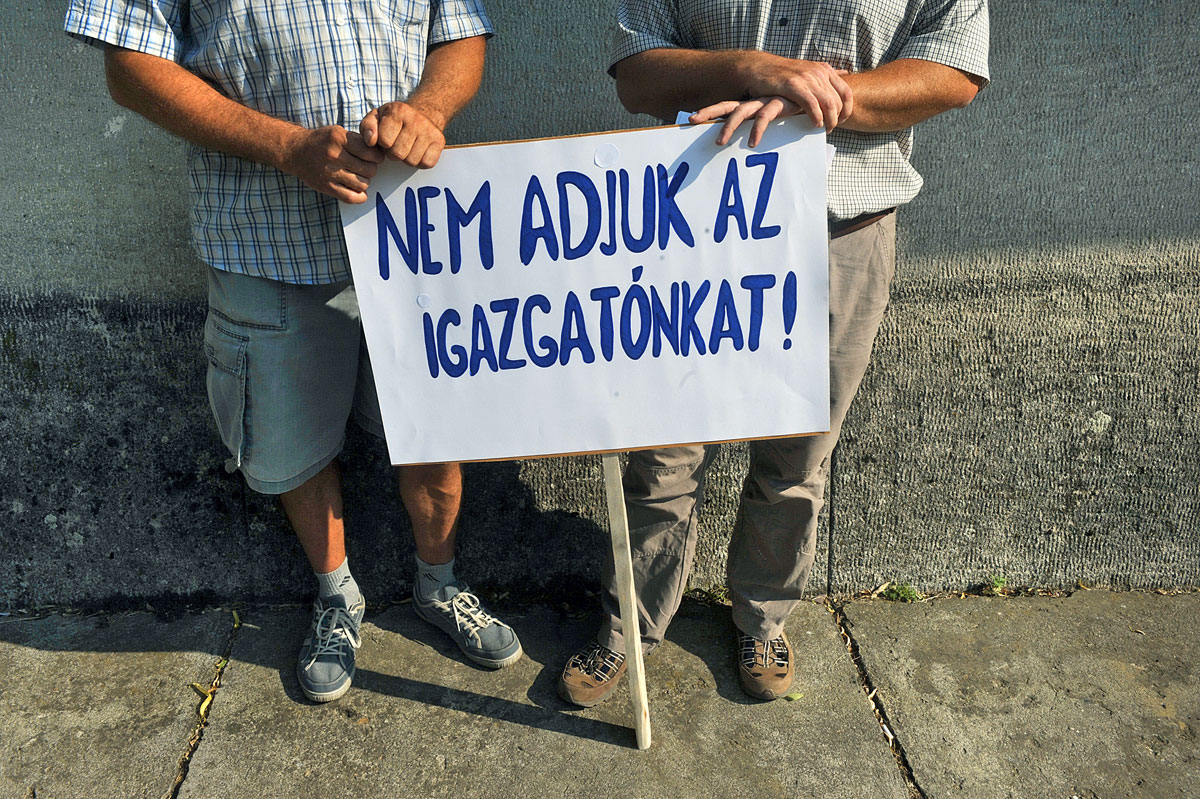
[{"xmin": 340, "ymin": 118, "xmax": 829, "ymax": 748}]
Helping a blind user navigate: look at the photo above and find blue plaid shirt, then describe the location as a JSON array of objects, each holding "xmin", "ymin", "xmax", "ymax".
[{"xmin": 65, "ymin": 0, "xmax": 494, "ymax": 283}]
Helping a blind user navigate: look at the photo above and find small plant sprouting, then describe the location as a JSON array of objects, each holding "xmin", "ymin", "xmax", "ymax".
[
  {"xmin": 881, "ymin": 582, "xmax": 922, "ymax": 603},
  {"xmin": 984, "ymin": 573, "xmax": 1009, "ymax": 596}
]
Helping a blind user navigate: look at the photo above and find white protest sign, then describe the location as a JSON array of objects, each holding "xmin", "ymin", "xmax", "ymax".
[{"xmin": 340, "ymin": 118, "xmax": 829, "ymax": 465}]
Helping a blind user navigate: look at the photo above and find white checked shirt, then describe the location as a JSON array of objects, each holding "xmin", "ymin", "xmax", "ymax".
[
  {"xmin": 65, "ymin": 0, "xmax": 493, "ymax": 283},
  {"xmin": 614, "ymin": 0, "xmax": 990, "ymax": 220}
]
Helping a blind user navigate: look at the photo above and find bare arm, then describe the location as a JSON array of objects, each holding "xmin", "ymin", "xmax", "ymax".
[
  {"xmin": 360, "ymin": 35, "xmax": 487, "ymax": 168},
  {"xmin": 839, "ymin": 58, "xmax": 982, "ymax": 132},
  {"xmin": 407, "ymin": 35, "xmax": 488, "ymax": 129},
  {"xmin": 104, "ymin": 47, "xmax": 383, "ymax": 203}
]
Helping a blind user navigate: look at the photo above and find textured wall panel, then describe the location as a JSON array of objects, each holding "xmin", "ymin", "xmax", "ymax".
[
  {"xmin": 828, "ymin": 0, "xmax": 1200, "ymax": 592},
  {"xmin": 1, "ymin": 1, "xmax": 1196, "ymax": 608},
  {"xmin": 833, "ymin": 243, "xmax": 1200, "ymax": 592}
]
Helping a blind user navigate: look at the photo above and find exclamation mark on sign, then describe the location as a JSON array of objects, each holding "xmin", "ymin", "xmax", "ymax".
[{"xmin": 782, "ymin": 271, "xmax": 797, "ymax": 350}]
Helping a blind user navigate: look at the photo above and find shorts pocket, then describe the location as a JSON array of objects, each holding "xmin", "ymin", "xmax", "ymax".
[
  {"xmin": 204, "ymin": 316, "xmax": 249, "ymax": 472},
  {"xmin": 206, "ymin": 268, "xmax": 288, "ymax": 330}
]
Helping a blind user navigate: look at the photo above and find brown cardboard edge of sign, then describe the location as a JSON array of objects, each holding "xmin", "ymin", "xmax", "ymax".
[
  {"xmin": 445, "ymin": 119, "xmax": 722, "ymax": 151},
  {"xmin": 390, "ymin": 430, "xmax": 829, "ymax": 466}
]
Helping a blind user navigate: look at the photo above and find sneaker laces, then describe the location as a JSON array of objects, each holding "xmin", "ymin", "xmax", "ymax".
[
  {"xmin": 740, "ymin": 633, "xmax": 788, "ymax": 669},
  {"xmin": 302, "ymin": 603, "xmax": 362, "ymax": 671},
  {"xmin": 571, "ymin": 641, "xmax": 625, "ymax": 680},
  {"xmin": 448, "ymin": 590, "xmax": 510, "ymax": 643}
]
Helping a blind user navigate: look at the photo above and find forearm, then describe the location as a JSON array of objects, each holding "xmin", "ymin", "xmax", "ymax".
[
  {"xmin": 105, "ymin": 46, "xmax": 383, "ymax": 203},
  {"xmin": 614, "ymin": 49, "xmax": 786, "ymax": 120},
  {"xmin": 839, "ymin": 58, "xmax": 982, "ymax": 132},
  {"xmin": 104, "ymin": 46, "xmax": 300, "ymax": 171},
  {"xmin": 404, "ymin": 35, "xmax": 488, "ymax": 130}
]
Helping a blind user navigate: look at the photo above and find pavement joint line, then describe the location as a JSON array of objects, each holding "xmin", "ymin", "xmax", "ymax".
[
  {"xmin": 826, "ymin": 446, "xmax": 838, "ymax": 597},
  {"xmin": 161, "ymin": 609, "xmax": 242, "ymax": 799},
  {"xmin": 825, "ymin": 598, "xmax": 926, "ymax": 799}
]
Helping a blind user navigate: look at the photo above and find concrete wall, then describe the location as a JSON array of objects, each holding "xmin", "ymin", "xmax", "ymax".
[{"xmin": 2, "ymin": 0, "xmax": 1197, "ymax": 611}]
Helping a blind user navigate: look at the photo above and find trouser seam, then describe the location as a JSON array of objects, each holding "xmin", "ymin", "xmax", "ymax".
[{"xmin": 662, "ymin": 447, "xmax": 716, "ymax": 621}]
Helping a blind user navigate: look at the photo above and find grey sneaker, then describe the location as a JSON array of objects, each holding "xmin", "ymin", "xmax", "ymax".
[
  {"xmin": 413, "ymin": 583, "xmax": 522, "ymax": 669},
  {"xmin": 296, "ymin": 594, "xmax": 364, "ymax": 703}
]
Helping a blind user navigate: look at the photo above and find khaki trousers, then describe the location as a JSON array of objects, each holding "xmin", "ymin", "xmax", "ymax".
[{"xmin": 599, "ymin": 214, "xmax": 897, "ymax": 653}]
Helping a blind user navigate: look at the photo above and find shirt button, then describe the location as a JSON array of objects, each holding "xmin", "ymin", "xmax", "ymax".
[
  {"xmin": 336, "ymin": 16, "xmax": 348, "ymax": 25},
  {"xmin": 346, "ymin": 77, "xmax": 357, "ymax": 88},
  {"xmin": 778, "ymin": 16, "xmax": 790, "ymax": 26}
]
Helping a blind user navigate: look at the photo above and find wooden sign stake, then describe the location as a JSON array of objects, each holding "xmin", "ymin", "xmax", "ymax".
[{"xmin": 601, "ymin": 452, "xmax": 652, "ymax": 750}]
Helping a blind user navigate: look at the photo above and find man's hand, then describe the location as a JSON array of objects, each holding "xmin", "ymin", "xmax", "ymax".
[
  {"xmin": 690, "ymin": 96, "xmax": 804, "ymax": 147},
  {"xmin": 360, "ymin": 102, "xmax": 446, "ymax": 169},
  {"xmin": 279, "ymin": 126, "xmax": 385, "ymax": 204},
  {"xmin": 688, "ymin": 58, "xmax": 853, "ymax": 145},
  {"xmin": 742, "ymin": 55, "xmax": 854, "ymax": 133}
]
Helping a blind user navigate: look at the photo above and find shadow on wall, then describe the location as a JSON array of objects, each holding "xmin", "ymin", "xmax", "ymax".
[
  {"xmin": 339, "ymin": 427, "xmax": 612, "ymax": 607},
  {"xmin": 0, "ymin": 291, "xmax": 609, "ymax": 610}
]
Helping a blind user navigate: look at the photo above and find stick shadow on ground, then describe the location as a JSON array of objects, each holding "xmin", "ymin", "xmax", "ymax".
[
  {"xmin": 348, "ymin": 669, "xmax": 633, "ymax": 746},
  {"xmin": 351, "ymin": 604, "xmax": 638, "ymax": 746}
]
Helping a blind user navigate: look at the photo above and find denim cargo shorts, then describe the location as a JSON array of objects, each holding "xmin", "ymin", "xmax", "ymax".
[{"xmin": 203, "ymin": 266, "xmax": 386, "ymax": 494}]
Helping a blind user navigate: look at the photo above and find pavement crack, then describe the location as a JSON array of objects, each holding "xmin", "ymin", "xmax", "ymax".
[
  {"xmin": 161, "ymin": 609, "xmax": 242, "ymax": 799},
  {"xmin": 826, "ymin": 599, "xmax": 927, "ymax": 799}
]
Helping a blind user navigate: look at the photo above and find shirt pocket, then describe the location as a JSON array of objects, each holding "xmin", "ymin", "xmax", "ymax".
[
  {"xmin": 192, "ymin": 1, "xmax": 324, "ymax": 109},
  {"xmin": 677, "ymin": 0, "xmax": 755, "ymax": 49},
  {"xmin": 810, "ymin": 0, "xmax": 911, "ymax": 69},
  {"xmin": 365, "ymin": 0, "xmax": 426, "ymax": 27}
]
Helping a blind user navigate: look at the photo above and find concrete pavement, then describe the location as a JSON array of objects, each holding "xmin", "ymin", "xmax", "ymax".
[
  {"xmin": 844, "ymin": 590, "xmax": 1200, "ymax": 799},
  {"xmin": 1, "ymin": 590, "xmax": 1196, "ymax": 799}
]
